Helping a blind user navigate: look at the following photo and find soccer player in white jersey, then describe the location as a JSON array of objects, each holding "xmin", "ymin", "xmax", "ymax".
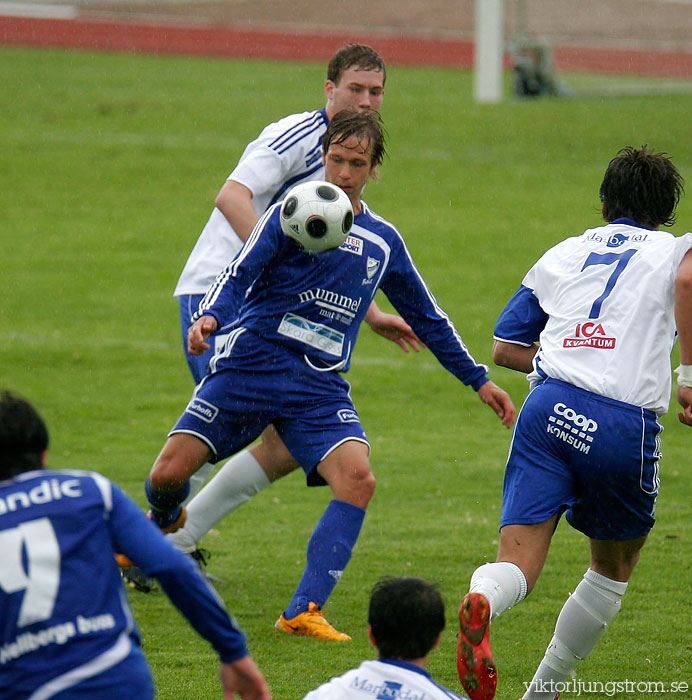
[
  {"xmin": 301, "ymin": 577, "xmax": 468, "ymax": 700},
  {"xmin": 173, "ymin": 44, "xmax": 421, "ymax": 507},
  {"xmin": 456, "ymin": 146, "xmax": 692, "ymax": 700},
  {"xmin": 0, "ymin": 390, "xmax": 269, "ymax": 700},
  {"xmin": 144, "ymin": 109, "xmax": 516, "ymax": 641}
]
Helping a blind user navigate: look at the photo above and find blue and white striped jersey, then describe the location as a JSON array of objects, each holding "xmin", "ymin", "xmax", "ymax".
[
  {"xmin": 175, "ymin": 108, "xmax": 329, "ymax": 296},
  {"xmin": 196, "ymin": 201, "xmax": 489, "ymax": 389},
  {"xmin": 0, "ymin": 469, "xmax": 248, "ymax": 700},
  {"xmin": 301, "ymin": 659, "xmax": 468, "ymax": 700}
]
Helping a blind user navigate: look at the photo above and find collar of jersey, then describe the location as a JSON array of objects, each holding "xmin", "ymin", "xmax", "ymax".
[
  {"xmin": 610, "ymin": 217, "xmax": 652, "ymax": 230},
  {"xmin": 378, "ymin": 658, "xmax": 431, "ymax": 678}
]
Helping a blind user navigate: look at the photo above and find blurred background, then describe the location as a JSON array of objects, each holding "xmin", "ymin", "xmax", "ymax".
[{"xmin": 2, "ymin": 0, "xmax": 692, "ymax": 80}]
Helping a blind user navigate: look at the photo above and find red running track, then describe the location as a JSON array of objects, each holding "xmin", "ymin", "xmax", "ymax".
[{"xmin": 1, "ymin": 14, "xmax": 692, "ymax": 77}]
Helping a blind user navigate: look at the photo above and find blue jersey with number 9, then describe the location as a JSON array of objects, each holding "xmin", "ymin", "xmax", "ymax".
[{"xmin": 0, "ymin": 469, "xmax": 247, "ymax": 699}]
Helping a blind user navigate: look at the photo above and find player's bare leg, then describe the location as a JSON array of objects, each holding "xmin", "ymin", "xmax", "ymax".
[
  {"xmin": 251, "ymin": 424, "xmax": 300, "ymax": 482},
  {"xmin": 275, "ymin": 440, "xmax": 374, "ymax": 641}
]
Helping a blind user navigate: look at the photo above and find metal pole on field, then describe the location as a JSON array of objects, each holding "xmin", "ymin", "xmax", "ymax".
[{"xmin": 474, "ymin": 0, "xmax": 504, "ymax": 103}]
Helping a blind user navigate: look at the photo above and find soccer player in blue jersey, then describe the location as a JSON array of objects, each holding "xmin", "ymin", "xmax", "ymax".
[
  {"xmin": 0, "ymin": 390, "xmax": 270, "ymax": 700},
  {"xmin": 302, "ymin": 577, "xmax": 469, "ymax": 699},
  {"xmin": 144, "ymin": 108, "xmax": 516, "ymax": 641},
  {"xmin": 173, "ymin": 44, "xmax": 421, "ymax": 509},
  {"xmin": 456, "ymin": 146, "xmax": 692, "ymax": 700}
]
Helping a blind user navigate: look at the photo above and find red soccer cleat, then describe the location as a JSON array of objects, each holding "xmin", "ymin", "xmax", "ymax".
[{"xmin": 457, "ymin": 592, "xmax": 497, "ymax": 700}]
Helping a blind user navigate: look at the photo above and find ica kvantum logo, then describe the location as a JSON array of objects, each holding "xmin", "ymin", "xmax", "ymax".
[{"xmin": 563, "ymin": 322, "xmax": 616, "ymax": 349}]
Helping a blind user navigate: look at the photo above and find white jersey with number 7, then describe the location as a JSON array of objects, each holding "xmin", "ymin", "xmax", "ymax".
[{"xmin": 494, "ymin": 220, "xmax": 692, "ymax": 415}]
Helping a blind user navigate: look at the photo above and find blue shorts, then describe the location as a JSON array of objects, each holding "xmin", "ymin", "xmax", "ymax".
[
  {"xmin": 171, "ymin": 328, "xmax": 369, "ymax": 486},
  {"xmin": 501, "ymin": 378, "xmax": 661, "ymax": 540},
  {"xmin": 178, "ymin": 294, "xmax": 233, "ymax": 384}
]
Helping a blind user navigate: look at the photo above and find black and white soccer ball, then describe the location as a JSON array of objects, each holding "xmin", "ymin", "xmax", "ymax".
[{"xmin": 280, "ymin": 181, "xmax": 354, "ymax": 253}]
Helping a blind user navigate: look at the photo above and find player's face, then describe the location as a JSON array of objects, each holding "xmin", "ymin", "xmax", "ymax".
[
  {"xmin": 325, "ymin": 67, "xmax": 385, "ymax": 117},
  {"xmin": 323, "ymin": 136, "xmax": 375, "ymax": 214}
]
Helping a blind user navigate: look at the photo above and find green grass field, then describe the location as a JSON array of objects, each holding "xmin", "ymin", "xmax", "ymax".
[{"xmin": 2, "ymin": 45, "xmax": 692, "ymax": 699}]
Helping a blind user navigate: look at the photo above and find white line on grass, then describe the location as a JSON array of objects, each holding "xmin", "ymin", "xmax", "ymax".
[
  {"xmin": 0, "ymin": 330, "xmax": 445, "ymax": 371},
  {"xmin": 5, "ymin": 128, "xmax": 248, "ymax": 152},
  {"xmin": 5, "ymin": 128, "xmax": 463, "ymax": 164}
]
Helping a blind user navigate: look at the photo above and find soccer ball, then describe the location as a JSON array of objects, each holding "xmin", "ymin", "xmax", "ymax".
[{"xmin": 280, "ymin": 181, "xmax": 354, "ymax": 253}]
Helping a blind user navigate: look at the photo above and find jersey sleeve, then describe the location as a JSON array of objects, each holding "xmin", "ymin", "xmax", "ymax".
[
  {"xmin": 193, "ymin": 207, "xmax": 284, "ymax": 329},
  {"xmin": 493, "ymin": 283, "xmax": 548, "ymax": 345},
  {"xmin": 229, "ymin": 110, "xmax": 327, "ymax": 203},
  {"xmin": 230, "ymin": 146, "xmax": 291, "ymax": 199},
  {"xmin": 380, "ymin": 236, "xmax": 489, "ymax": 390},
  {"xmin": 106, "ymin": 484, "xmax": 249, "ymax": 663}
]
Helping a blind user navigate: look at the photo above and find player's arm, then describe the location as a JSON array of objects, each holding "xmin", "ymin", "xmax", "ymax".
[
  {"xmin": 220, "ymin": 657, "xmax": 271, "ymax": 700},
  {"xmin": 188, "ymin": 315, "xmax": 219, "ymax": 355},
  {"xmin": 364, "ymin": 299, "xmax": 424, "ymax": 353},
  {"xmin": 492, "ymin": 283, "xmax": 546, "ymax": 373},
  {"xmin": 675, "ymin": 248, "xmax": 692, "ymax": 426},
  {"xmin": 108, "ymin": 486, "xmax": 270, "ymax": 698},
  {"xmin": 492, "ymin": 339, "xmax": 539, "ymax": 373},
  {"xmin": 215, "ymin": 180, "xmax": 259, "ymax": 243},
  {"xmin": 216, "ymin": 115, "xmax": 309, "ymax": 244},
  {"xmin": 476, "ymin": 380, "xmax": 516, "ymax": 429},
  {"xmin": 192, "ymin": 208, "xmax": 281, "ymax": 336},
  {"xmin": 379, "ymin": 248, "xmax": 515, "ymax": 427}
]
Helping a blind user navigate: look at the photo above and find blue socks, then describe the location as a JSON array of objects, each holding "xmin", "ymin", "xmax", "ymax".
[
  {"xmin": 284, "ymin": 499, "xmax": 366, "ymax": 619},
  {"xmin": 145, "ymin": 477, "xmax": 190, "ymax": 529}
]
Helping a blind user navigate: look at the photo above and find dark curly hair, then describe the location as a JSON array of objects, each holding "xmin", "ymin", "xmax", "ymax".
[{"xmin": 600, "ymin": 145, "xmax": 684, "ymax": 229}]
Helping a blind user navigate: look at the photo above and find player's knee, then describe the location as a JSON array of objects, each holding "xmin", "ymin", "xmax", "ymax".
[
  {"xmin": 149, "ymin": 461, "xmax": 176, "ymax": 491},
  {"xmin": 590, "ymin": 539, "xmax": 645, "ymax": 581},
  {"xmin": 344, "ymin": 463, "xmax": 376, "ymax": 502},
  {"xmin": 149, "ymin": 454, "xmax": 188, "ymax": 491},
  {"xmin": 149, "ymin": 434, "xmax": 212, "ymax": 491},
  {"xmin": 358, "ymin": 469, "xmax": 376, "ymax": 500}
]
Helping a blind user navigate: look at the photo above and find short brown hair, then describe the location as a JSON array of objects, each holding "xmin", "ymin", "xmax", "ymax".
[
  {"xmin": 327, "ymin": 44, "xmax": 386, "ymax": 86},
  {"xmin": 322, "ymin": 108, "xmax": 387, "ymax": 168}
]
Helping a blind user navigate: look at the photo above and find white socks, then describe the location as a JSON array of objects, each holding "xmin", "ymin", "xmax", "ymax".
[
  {"xmin": 469, "ymin": 561, "xmax": 528, "ymax": 620},
  {"xmin": 523, "ymin": 568, "xmax": 628, "ymax": 700},
  {"xmin": 168, "ymin": 450, "xmax": 270, "ymax": 552},
  {"xmin": 184, "ymin": 461, "xmax": 215, "ymax": 503}
]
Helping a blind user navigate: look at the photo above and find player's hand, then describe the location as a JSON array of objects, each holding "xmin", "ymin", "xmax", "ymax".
[
  {"xmin": 367, "ymin": 312, "xmax": 425, "ymax": 353},
  {"xmin": 220, "ymin": 655, "xmax": 271, "ymax": 699},
  {"xmin": 187, "ymin": 315, "xmax": 218, "ymax": 356},
  {"xmin": 477, "ymin": 380, "xmax": 516, "ymax": 429},
  {"xmin": 676, "ymin": 386, "xmax": 692, "ymax": 426}
]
